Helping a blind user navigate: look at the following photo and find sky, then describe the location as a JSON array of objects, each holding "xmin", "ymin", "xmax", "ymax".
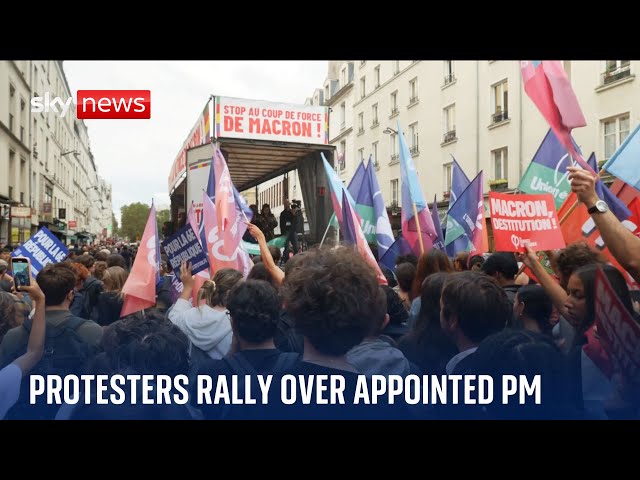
[{"xmin": 63, "ymin": 61, "xmax": 329, "ymax": 223}]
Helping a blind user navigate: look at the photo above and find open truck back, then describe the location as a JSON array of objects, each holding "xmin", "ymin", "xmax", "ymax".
[{"xmin": 167, "ymin": 96, "xmax": 336, "ymax": 244}]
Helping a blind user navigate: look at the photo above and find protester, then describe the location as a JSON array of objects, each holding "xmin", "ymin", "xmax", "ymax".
[
  {"xmin": 453, "ymin": 252, "xmax": 469, "ymax": 272},
  {"xmin": 258, "ymin": 203, "xmax": 278, "ymax": 241},
  {"xmin": 409, "ymin": 249, "xmax": 453, "ymax": 322},
  {"xmin": 92, "ymin": 266, "xmax": 128, "ymax": 326},
  {"xmin": 568, "ymin": 166, "xmax": 640, "ymax": 283},
  {"xmin": 398, "ymin": 272, "xmax": 457, "ymax": 376},
  {"xmin": 0, "ymin": 259, "xmax": 14, "ymax": 293},
  {"xmin": 394, "ymin": 262, "xmax": 415, "ymax": 311},
  {"xmin": 0, "ymin": 279, "xmax": 46, "ymax": 420},
  {"xmin": 513, "ymin": 285, "xmax": 554, "ymax": 337},
  {"xmin": 168, "ymin": 262, "xmax": 242, "ymax": 361}
]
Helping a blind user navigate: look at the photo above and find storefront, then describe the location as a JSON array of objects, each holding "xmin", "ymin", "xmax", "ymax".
[{"xmin": 10, "ymin": 206, "xmax": 32, "ymax": 245}]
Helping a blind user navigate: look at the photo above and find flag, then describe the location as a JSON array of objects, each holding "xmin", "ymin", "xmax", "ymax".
[
  {"xmin": 444, "ymin": 171, "xmax": 485, "ymax": 257},
  {"xmin": 587, "ymin": 152, "xmax": 630, "ymax": 221},
  {"xmin": 602, "ymin": 122, "xmax": 640, "ymax": 191},
  {"xmin": 378, "ymin": 234, "xmax": 413, "ymax": 273},
  {"xmin": 448, "ymin": 156, "xmax": 470, "ymax": 210},
  {"xmin": 520, "ymin": 60, "xmax": 592, "ymax": 173},
  {"xmin": 431, "ymin": 195, "xmax": 445, "ymax": 251},
  {"xmin": 327, "ymin": 159, "xmax": 376, "ymax": 241},
  {"xmin": 348, "ymin": 160, "xmax": 367, "ymax": 201},
  {"xmin": 321, "ymin": 152, "xmax": 357, "ymax": 225},
  {"xmin": 398, "ymin": 121, "xmax": 436, "ymax": 255},
  {"xmin": 366, "ymin": 155, "xmax": 395, "ymax": 258},
  {"xmin": 121, "ymin": 203, "xmax": 160, "ymax": 317},
  {"xmin": 341, "ymin": 190, "xmax": 387, "ymax": 285},
  {"xmin": 517, "ymin": 129, "xmax": 582, "ymax": 208},
  {"xmin": 559, "ymin": 189, "xmax": 639, "ymax": 291}
]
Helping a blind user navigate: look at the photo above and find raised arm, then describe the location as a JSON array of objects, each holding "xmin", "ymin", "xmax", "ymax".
[
  {"xmin": 12, "ymin": 280, "xmax": 46, "ymax": 376},
  {"xmin": 568, "ymin": 167, "xmax": 640, "ymax": 282},
  {"xmin": 521, "ymin": 245, "xmax": 570, "ymax": 318},
  {"xmin": 247, "ymin": 223, "xmax": 284, "ymax": 285}
]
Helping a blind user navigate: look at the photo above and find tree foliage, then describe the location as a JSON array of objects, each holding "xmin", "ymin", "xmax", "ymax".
[{"xmin": 120, "ymin": 203, "xmax": 150, "ymax": 241}]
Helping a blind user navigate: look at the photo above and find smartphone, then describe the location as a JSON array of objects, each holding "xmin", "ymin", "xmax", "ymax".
[{"xmin": 11, "ymin": 257, "xmax": 31, "ymax": 288}]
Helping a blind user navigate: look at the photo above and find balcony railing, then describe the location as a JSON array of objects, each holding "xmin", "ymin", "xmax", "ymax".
[
  {"xmin": 444, "ymin": 74, "xmax": 456, "ymax": 85},
  {"xmin": 390, "ymin": 153, "xmax": 399, "ymax": 164},
  {"xmin": 443, "ymin": 130, "xmax": 457, "ymax": 143},
  {"xmin": 358, "ymin": 127, "xmax": 364, "ymax": 135},
  {"xmin": 409, "ymin": 145, "xmax": 419, "ymax": 156},
  {"xmin": 491, "ymin": 110, "xmax": 509, "ymax": 124},
  {"xmin": 390, "ymin": 107, "xmax": 399, "ymax": 117},
  {"xmin": 372, "ymin": 119, "xmax": 379, "ymax": 127},
  {"xmin": 602, "ymin": 65, "xmax": 631, "ymax": 85},
  {"xmin": 409, "ymin": 96, "xmax": 419, "ymax": 105}
]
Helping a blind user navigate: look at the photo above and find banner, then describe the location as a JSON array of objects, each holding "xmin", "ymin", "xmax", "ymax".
[
  {"xmin": 161, "ymin": 223, "xmax": 210, "ymax": 279},
  {"xmin": 215, "ymin": 96, "xmax": 328, "ymax": 145},
  {"xmin": 594, "ymin": 266, "xmax": 640, "ymax": 387},
  {"xmin": 489, "ymin": 192, "xmax": 565, "ymax": 252},
  {"xmin": 241, "ymin": 235, "xmax": 287, "ymax": 256},
  {"xmin": 11, "ymin": 227, "xmax": 68, "ymax": 275}
]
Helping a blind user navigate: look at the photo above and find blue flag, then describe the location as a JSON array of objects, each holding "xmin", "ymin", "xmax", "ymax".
[
  {"xmin": 445, "ymin": 171, "xmax": 483, "ymax": 257},
  {"xmin": 588, "ymin": 152, "xmax": 631, "ymax": 221},
  {"xmin": 347, "ymin": 160, "xmax": 367, "ymax": 201},
  {"xmin": 449, "ymin": 156, "xmax": 470, "ymax": 210},
  {"xmin": 366, "ymin": 155, "xmax": 395, "ymax": 258},
  {"xmin": 379, "ymin": 234, "xmax": 413, "ymax": 273},
  {"xmin": 601, "ymin": 121, "xmax": 640, "ymax": 191},
  {"xmin": 432, "ymin": 195, "xmax": 445, "ymax": 251}
]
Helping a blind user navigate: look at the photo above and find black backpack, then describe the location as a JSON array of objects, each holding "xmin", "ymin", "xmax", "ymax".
[{"xmin": 7, "ymin": 314, "xmax": 92, "ymax": 420}]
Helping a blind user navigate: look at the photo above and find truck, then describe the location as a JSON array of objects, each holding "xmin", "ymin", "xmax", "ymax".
[{"xmin": 167, "ymin": 95, "xmax": 335, "ymax": 245}]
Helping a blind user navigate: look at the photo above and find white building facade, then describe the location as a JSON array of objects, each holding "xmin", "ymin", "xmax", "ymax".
[{"xmin": 0, "ymin": 60, "xmax": 112, "ymax": 246}]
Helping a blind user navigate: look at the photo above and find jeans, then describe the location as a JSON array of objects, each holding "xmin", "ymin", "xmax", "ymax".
[{"xmin": 283, "ymin": 231, "xmax": 299, "ymax": 262}]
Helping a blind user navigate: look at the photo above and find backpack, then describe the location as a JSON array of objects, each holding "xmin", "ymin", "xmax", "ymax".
[{"xmin": 6, "ymin": 314, "xmax": 92, "ymax": 420}]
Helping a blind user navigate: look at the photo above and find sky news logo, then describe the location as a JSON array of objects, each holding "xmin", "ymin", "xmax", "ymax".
[{"xmin": 30, "ymin": 90, "xmax": 151, "ymax": 119}]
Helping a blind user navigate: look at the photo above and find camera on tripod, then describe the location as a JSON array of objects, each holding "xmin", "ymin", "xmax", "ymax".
[{"xmin": 291, "ymin": 199, "xmax": 302, "ymax": 210}]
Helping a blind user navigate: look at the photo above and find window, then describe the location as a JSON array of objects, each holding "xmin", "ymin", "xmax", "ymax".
[
  {"xmin": 444, "ymin": 162, "xmax": 453, "ymax": 193},
  {"xmin": 390, "ymin": 91, "xmax": 398, "ymax": 116},
  {"xmin": 339, "ymin": 140, "xmax": 346, "ymax": 171},
  {"xmin": 360, "ymin": 60, "xmax": 366, "ymax": 66},
  {"xmin": 492, "ymin": 80, "xmax": 509, "ymax": 123},
  {"xmin": 372, "ymin": 103, "xmax": 379, "ymax": 126},
  {"xmin": 391, "ymin": 179, "xmax": 399, "ymax": 206},
  {"xmin": 393, "ymin": 61, "xmax": 400, "ymax": 75},
  {"xmin": 360, "ymin": 77, "xmax": 366, "ymax": 98},
  {"xmin": 358, "ymin": 112, "xmax": 364, "ymax": 134},
  {"xmin": 9, "ymin": 83, "xmax": 15, "ymax": 98},
  {"xmin": 359, "ymin": 148, "xmax": 365, "ymax": 163},
  {"xmin": 374, "ymin": 65, "xmax": 381, "ymax": 88},
  {"xmin": 409, "ymin": 78, "xmax": 418, "ymax": 105},
  {"xmin": 340, "ymin": 102, "xmax": 346, "ymax": 129},
  {"xmin": 409, "ymin": 122, "xmax": 419, "ymax": 155},
  {"xmin": 372, "ymin": 141, "xmax": 379, "ymax": 168},
  {"xmin": 602, "ymin": 60, "xmax": 631, "ymax": 85},
  {"xmin": 341, "ymin": 68, "xmax": 347, "ymax": 87},
  {"xmin": 603, "ymin": 114, "xmax": 631, "ymax": 162},
  {"xmin": 444, "ymin": 61, "xmax": 455, "ymax": 84},
  {"xmin": 492, "ymin": 147, "xmax": 508, "ymax": 181},
  {"xmin": 390, "ymin": 133, "xmax": 398, "ymax": 162},
  {"xmin": 443, "ymin": 104, "xmax": 456, "ymax": 142}
]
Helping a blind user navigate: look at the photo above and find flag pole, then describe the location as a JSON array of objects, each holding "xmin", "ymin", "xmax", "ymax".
[
  {"xmin": 319, "ymin": 219, "xmax": 332, "ymax": 248},
  {"xmin": 412, "ymin": 202, "xmax": 425, "ymax": 255}
]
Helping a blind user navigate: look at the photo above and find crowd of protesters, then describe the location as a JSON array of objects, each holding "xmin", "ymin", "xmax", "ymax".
[{"xmin": 0, "ymin": 169, "xmax": 639, "ymax": 420}]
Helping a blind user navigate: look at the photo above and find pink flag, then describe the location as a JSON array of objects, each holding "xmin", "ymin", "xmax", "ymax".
[
  {"xmin": 120, "ymin": 205, "xmax": 159, "ymax": 317},
  {"xmin": 521, "ymin": 60, "xmax": 592, "ymax": 173}
]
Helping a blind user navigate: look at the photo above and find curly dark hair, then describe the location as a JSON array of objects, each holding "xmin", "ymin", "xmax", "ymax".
[
  {"xmin": 554, "ymin": 242, "xmax": 605, "ymax": 288},
  {"xmin": 227, "ymin": 280, "xmax": 281, "ymax": 344},
  {"xmin": 281, "ymin": 246, "xmax": 380, "ymax": 355}
]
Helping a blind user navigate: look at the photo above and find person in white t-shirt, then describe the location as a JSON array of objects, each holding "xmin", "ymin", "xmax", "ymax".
[{"xmin": 0, "ymin": 278, "xmax": 46, "ymax": 420}]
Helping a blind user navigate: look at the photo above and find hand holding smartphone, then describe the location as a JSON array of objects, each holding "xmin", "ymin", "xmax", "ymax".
[{"xmin": 11, "ymin": 257, "xmax": 32, "ymax": 288}]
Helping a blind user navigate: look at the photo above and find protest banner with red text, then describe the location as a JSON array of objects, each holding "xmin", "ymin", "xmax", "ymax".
[
  {"xmin": 489, "ymin": 192, "xmax": 565, "ymax": 252},
  {"xmin": 594, "ymin": 266, "xmax": 640, "ymax": 387}
]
